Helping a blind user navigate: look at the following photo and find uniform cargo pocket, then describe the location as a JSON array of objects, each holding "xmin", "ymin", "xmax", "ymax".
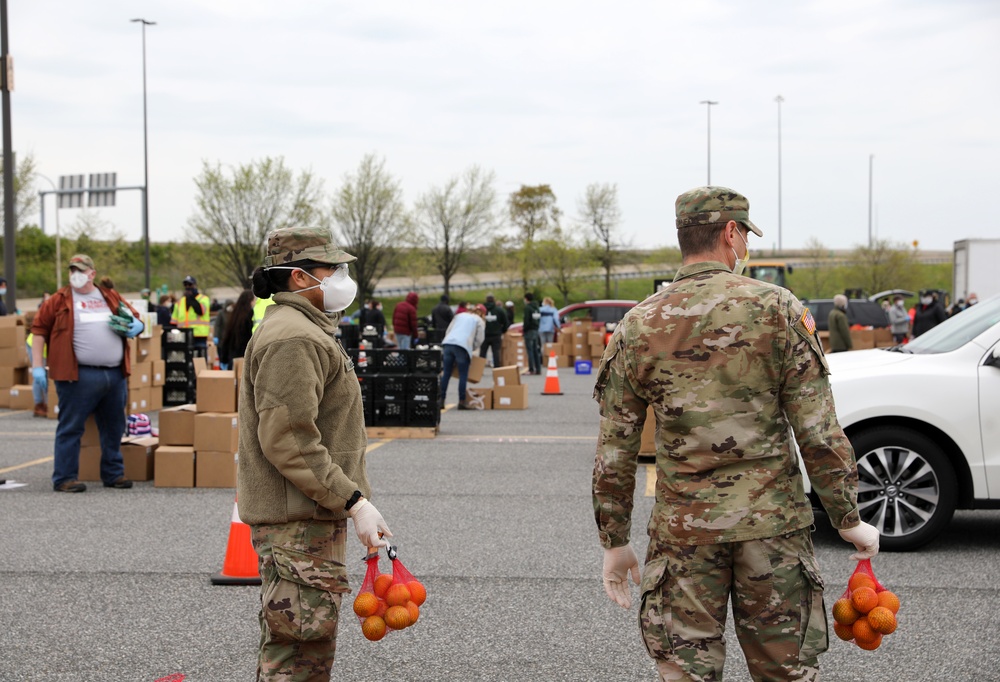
[
  {"xmin": 638, "ymin": 557, "xmax": 674, "ymax": 659},
  {"xmin": 261, "ymin": 545, "xmax": 349, "ymax": 643},
  {"xmin": 797, "ymin": 553, "xmax": 829, "ymax": 661}
]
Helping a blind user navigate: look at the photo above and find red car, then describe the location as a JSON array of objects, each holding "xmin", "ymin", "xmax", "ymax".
[{"xmin": 508, "ymin": 299, "xmax": 638, "ymax": 340}]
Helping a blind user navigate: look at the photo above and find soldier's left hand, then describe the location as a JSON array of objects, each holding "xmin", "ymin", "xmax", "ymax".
[{"xmin": 602, "ymin": 545, "xmax": 640, "ymax": 609}]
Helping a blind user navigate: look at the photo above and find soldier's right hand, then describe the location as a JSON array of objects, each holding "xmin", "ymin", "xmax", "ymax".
[
  {"xmin": 602, "ymin": 545, "xmax": 640, "ymax": 609},
  {"xmin": 348, "ymin": 498, "xmax": 392, "ymax": 548},
  {"xmin": 839, "ymin": 521, "xmax": 880, "ymax": 560}
]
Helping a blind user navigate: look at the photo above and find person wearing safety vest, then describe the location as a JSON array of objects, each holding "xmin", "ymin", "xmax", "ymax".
[
  {"xmin": 251, "ymin": 295, "xmax": 274, "ymax": 333},
  {"xmin": 172, "ymin": 275, "xmax": 211, "ymax": 352}
]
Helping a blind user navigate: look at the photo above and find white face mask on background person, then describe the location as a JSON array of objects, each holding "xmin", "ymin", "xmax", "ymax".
[
  {"xmin": 731, "ymin": 228, "xmax": 750, "ymax": 276},
  {"xmin": 271, "ymin": 264, "xmax": 357, "ymax": 313},
  {"xmin": 895, "ymin": 300, "xmax": 904, "ymax": 308},
  {"xmin": 69, "ymin": 271, "xmax": 89, "ymax": 289},
  {"xmin": 920, "ymin": 296, "xmax": 933, "ymax": 305}
]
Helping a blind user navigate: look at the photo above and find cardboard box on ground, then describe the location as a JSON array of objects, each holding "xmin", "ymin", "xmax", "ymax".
[{"xmin": 491, "ymin": 365, "xmax": 528, "ymax": 410}]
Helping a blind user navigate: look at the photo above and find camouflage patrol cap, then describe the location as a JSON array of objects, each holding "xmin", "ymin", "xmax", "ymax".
[
  {"xmin": 262, "ymin": 227, "xmax": 356, "ymax": 268},
  {"xmin": 68, "ymin": 254, "xmax": 96, "ymax": 271},
  {"xmin": 675, "ymin": 186, "xmax": 763, "ymax": 237}
]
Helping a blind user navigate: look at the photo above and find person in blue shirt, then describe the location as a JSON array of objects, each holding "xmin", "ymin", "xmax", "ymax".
[{"xmin": 538, "ymin": 296, "xmax": 561, "ymax": 345}]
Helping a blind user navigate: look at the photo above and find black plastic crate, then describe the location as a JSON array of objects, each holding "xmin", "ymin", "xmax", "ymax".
[
  {"xmin": 407, "ymin": 375, "xmax": 439, "ymax": 404},
  {"xmin": 337, "ymin": 324, "xmax": 360, "ymax": 349},
  {"xmin": 357, "ymin": 375, "xmax": 374, "ymax": 404},
  {"xmin": 360, "ymin": 324, "xmax": 384, "ymax": 348},
  {"xmin": 348, "ymin": 348, "xmax": 379, "ymax": 374},
  {"xmin": 376, "ymin": 349, "xmax": 409, "ymax": 374},
  {"xmin": 162, "ymin": 328, "xmax": 194, "ymax": 350},
  {"xmin": 163, "ymin": 386, "xmax": 195, "ymax": 406},
  {"xmin": 374, "ymin": 375, "xmax": 408, "ymax": 402},
  {"xmin": 164, "ymin": 348, "xmax": 195, "ymax": 364},
  {"xmin": 373, "ymin": 399, "xmax": 406, "ymax": 427},
  {"xmin": 407, "ymin": 400, "xmax": 440, "ymax": 427},
  {"xmin": 410, "ymin": 348, "xmax": 443, "ymax": 375}
]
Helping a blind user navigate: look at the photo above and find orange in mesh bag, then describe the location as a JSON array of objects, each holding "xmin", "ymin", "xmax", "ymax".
[
  {"xmin": 831, "ymin": 559, "xmax": 900, "ymax": 650},
  {"xmin": 353, "ymin": 543, "xmax": 427, "ymax": 641}
]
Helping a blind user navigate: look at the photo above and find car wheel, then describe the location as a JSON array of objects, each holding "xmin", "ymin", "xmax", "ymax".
[{"xmin": 849, "ymin": 426, "xmax": 957, "ymax": 551}]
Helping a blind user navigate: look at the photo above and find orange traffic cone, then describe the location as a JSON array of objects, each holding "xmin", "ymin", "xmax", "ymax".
[
  {"xmin": 211, "ymin": 497, "xmax": 261, "ymax": 586},
  {"xmin": 541, "ymin": 352, "xmax": 563, "ymax": 395}
]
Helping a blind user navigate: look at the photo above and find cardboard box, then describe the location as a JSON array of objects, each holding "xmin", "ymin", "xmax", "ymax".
[
  {"xmin": 154, "ymin": 446, "xmax": 196, "ymax": 487},
  {"xmin": 81, "ymin": 415, "xmax": 100, "ymax": 446},
  {"xmin": 0, "ymin": 314, "xmax": 25, "ymax": 328},
  {"xmin": 451, "ymin": 354, "xmax": 487, "ymax": 384},
  {"xmin": 129, "ymin": 361, "xmax": 153, "ymax": 389},
  {"xmin": 197, "ymin": 370, "xmax": 237, "ymax": 413},
  {"xmin": 0, "ymin": 344, "xmax": 29, "ymax": 367},
  {"xmin": 148, "ymin": 388, "xmax": 163, "ymax": 412},
  {"xmin": 47, "ymin": 383, "xmax": 59, "ymax": 419},
  {"xmin": 573, "ymin": 343, "xmax": 588, "ymax": 358},
  {"xmin": 0, "ymin": 324, "xmax": 26, "ymax": 348},
  {"xmin": 465, "ymin": 386, "xmax": 492, "ymax": 410},
  {"xmin": 588, "ymin": 331, "xmax": 605, "ymax": 347},
  {"xmin": 640, "ymin": 405, "xmax": 656, "ymax": 454},
  {"xmin": 151, "ymin": 360, "xmax": 166, "ymax": 387},
  {"xmin": 233, "ymin": 357, "xmax": 245, "ymax": 392},
  {"xmin": 8, "ymin": 384, "xmax": 34, "ymax": 410},
  {"xmin": 127, "ymin": 387, "xmax": 152, "ymax": 415},
  {"xmin": 194, "ymin": 412, "xmax": 239, "ymax": 453},
  {"xmin": 193, "ymin": 356, "xmax": 208, "ymax": 376},
  {"xmin": 850, "ymin": 328, "xmax": 876, "ymax": 350},
  {"xmin": 493, "ymin": 383, "xmax": 528, "ymax": 410},
  {"xmin": 556, "ymin": 355, "xmax": 574, "ymax": 369},
  {"xmin": 121, "ymin": 436, "xmax": 158, "ymax": 481},
  {"xmin": 137, "ymin": 334, "xmax": 162, "ymax": 362},
  {"xmin": 492, "ymin": 365, "xmax": 522, "ymax": 388},
  {"xmin": 590, "ymin": 344, "xmax": 605, "ymax": 359},
  {"xmin": 196, "ymin": 450, "xmax": 237, "ymax": 488},
  {"xmin": 0, "ymin": 365, "xmax": 28, "ymax": 389},
  {"xmin": 571, "ymin": 319, "xmax": 590, "ymax": 331},
  {"xmin": 543, "ymin": 343, "xmax": 560, "ymax": 358},
  {"xmin": 78, "ymin": 445, "xmax": 103, "ymax": 481},
  {"xmin": 159, "ymin": 404, "xmax": 197, "ymax": 446}
]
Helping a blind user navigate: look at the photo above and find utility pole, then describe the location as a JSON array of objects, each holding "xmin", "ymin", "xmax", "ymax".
[
  {"xmin": 131, "ymin": 18, "xmax": 155, "ymax": 289},
  {"xmin": 1, "ymin": 0, "xmax": 16, "ymax": 312},
  {"xmin": 775, "ymin": 95, "xmax": 784, "ymax": 252},
  {"xmin": 868, "ymin": 154, "xmax": 874, "ymax": 248},
  {"xmin": 699, "ymin": 100, "xmax": 718, "ymax": 185}
]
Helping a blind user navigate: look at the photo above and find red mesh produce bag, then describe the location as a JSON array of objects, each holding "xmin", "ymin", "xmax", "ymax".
[
  {"xmin": 831, "ymin": 559, "xmax": 900, "ymax": 650},
  {"xmin": 353, "ymin": 544, "xmax": 427, "ymax": 641},
  {"xmin": 385, "ymin": 543, "xmax": 427, "ymax": 628}
]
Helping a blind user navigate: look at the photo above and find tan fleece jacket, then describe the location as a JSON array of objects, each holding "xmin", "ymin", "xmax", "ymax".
[{"xmin": 237, "ymin": 291, "xmax": 371, "ymax": 525}]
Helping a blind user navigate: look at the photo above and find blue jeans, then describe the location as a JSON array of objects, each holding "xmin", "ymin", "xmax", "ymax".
[
  {"xmin": 53, "ymin": 365, "xmax": 128, "ymax": 487},
  {"xmin": 396, "ymin": 335, "xmax": 412, "ymax": 350},
  {"xmin": 439, "ymin": 344, "xmax": 470, "ymax": 405},
  {"xmin": 524, "ymin": 329, "xmax": 542, "ymax": 373}
]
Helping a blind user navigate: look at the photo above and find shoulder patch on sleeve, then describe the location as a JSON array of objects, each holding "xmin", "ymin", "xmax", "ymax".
[{"xmin": 800, "ymin": 309, "xmax": 816, "ymax": 335}]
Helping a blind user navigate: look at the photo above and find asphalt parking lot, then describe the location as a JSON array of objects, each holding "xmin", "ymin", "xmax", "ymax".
[{"xmin": 2, "ymin": 368, "xmax": 1000, "ymax": 681}]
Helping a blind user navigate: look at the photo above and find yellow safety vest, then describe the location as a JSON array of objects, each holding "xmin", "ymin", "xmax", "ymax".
[
  {"xmin": 251, "ymin": 296, "xmax": 275, "ymax": 334},
  {"xmin": 172, "ymin": 293, "xmax": 211, "ymax": 338}
]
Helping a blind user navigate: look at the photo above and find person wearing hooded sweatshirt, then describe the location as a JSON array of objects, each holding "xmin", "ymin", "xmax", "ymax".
[
  {"xmin": 478, "ymin": 294, "xmax": 508, "ymax": 367},
  {"xmin": 392, "ymin": 292, "xmax": 419, "ymax": 349},
  {"xmin": 240, "ymin": 226, "xmax": 392, "ymax": 681}
]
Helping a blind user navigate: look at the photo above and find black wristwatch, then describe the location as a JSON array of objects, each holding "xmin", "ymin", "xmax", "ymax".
[{"xmin": 344, "ymin": 490, "xmax": 364, "ymax": 511}]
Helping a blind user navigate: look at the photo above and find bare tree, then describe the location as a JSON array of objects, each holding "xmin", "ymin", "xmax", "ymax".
[
  {"xmin": 414, "ymin": 166, "xmax": 497, "ymax": 296},
  {"xmin": 847, "ymin": 239, "xmax": 920, "ymax": 296},
  {"xmin": 1, "ymin": 151, "xmax": 39, "ymax": 228},
  {"xmin": 535, "ymin": 225, "xmax": 591, "ymax": 305},
  {"xmin": 579, "ymin": 182, "xmax": 622, "ymax": 298},
  {"xmin": 800, "ymin": 236, "xmax": 834, "ymax": 299},
  {"xmin": 508, "ymin": 184, "xmax": 560, "ymax": 290},
  {"xmin": 187, "ymin": 157, "xmax": 324, "ymax": 288},
  {"xmin": 330, "ymin": 153, "xmax": 410, "ymax": 305}
]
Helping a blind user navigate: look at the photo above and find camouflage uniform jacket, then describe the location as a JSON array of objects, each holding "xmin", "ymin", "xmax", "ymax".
[{"xmin": 593, "ymin": 261, "xmax": 860, "ymax": 548}]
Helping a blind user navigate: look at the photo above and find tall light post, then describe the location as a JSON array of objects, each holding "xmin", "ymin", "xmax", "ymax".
[
  {"xmin": 131, "ymin": 18, "xmax": 155, "ymax": 289},
  {"xmin": 868, "ymin": 154, "xmax": 874, "ymax": 248},
  {"xmin": 36, "ymin": 174, "xmax": 63, "ymax": 289},
  {"xmin": 699, "ymin": 100, "xmax": 718, "ymax": 185},
  {"xmin": 775, "ymin": 95, "xmax": 784, "ymax": 252}
]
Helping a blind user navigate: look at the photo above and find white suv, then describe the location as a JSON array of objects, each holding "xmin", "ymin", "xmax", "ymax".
[{"xmin": 824, "ymin": 295, "xmax": 1000, "ymax": 550}]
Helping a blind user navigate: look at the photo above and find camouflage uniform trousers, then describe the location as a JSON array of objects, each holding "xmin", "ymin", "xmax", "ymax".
[
  {"xmin": 639, "ymin": 527, "xmax": 827, "ymax": 682},
  {"xmin": 251, "ymin": 518, "xmax": 350, "ymax": 682}
]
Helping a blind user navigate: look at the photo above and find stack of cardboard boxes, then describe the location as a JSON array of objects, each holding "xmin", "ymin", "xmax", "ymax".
[
  {"xmin": 125, "ymin": 328, "xmax": 165, "ymax": 414},
  {"xmin": 155, "ymin": 367, "xmax": 239, "ymax": 488},
  {"xmin": 490, "ymin": 365, "xmax": 528, "ymax": 410},
  {"xmin": 501, "ymin": 333, "xmax": 528, "ymax": 371},
  {"xmin": 0, "ymin": 317, "xmax": 32, "ymax": 411},
  {"xmin": 77, "ymin": 415, "xmax": 159, "ymax": 483},
  {"xmin": 542, "ymin": 319, "xmax": 607, "ymax": 370}
]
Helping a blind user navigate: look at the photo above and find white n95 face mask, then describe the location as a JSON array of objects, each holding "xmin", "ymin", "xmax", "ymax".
[
  {"xmin": 731, "ymin": 229, "xmax": 750, "ymax": 276},
  {"xmin": 69, "ymin": 271, "xmax": 89, "ymax": 289},
  {"xmin": 272, "ymin": 264, "xmax": 357, "ymax": 313}
]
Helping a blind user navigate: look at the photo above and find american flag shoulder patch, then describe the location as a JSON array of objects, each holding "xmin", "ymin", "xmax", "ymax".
[{"xmin": 801, "ymin": 309, "xmax": 816, "ymax": 335}]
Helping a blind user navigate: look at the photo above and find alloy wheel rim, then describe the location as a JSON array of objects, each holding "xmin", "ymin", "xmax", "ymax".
[{"xmin": 856, "ymin": 445, "xmax": 941, "ymax": 538}]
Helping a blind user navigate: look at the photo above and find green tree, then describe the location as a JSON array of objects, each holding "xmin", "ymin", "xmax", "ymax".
[
  {"xmin": 799, "ymin": 236, "xmax": 835, "ymax": 299},
  {"xmin": 508, "ymin": 184, "xmax": 560, "ymax": 290},
  {"xmin": 535, "ymin": 226, "xmax": 591, "ymax": 305},
  {"xmin": 330, "ymin": 153, "xmax": 410, "ymax": 304},
  {"xmin": 846, "ymin": 239, "xmax": 920, "ymax": 296},
  {"xmin": 579, "ymin": 182, "xmax": 623, "ymax": 298},
  {"xmin": 0, "ymin": 150, "xmax": 39, "ymax": 228},
  {"xmin": 414, "ymin": 166, "xmax": 497, "ymax": 297},
  {"xmin": 187, "ymin": 157, "xmax": 325, "ymax": 289}
]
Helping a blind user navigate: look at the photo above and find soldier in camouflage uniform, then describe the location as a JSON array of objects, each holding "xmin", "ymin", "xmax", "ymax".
[
  {"xmin": 239, "ymin": 227, "xmax": 393, "ymax": 681},
  {"xmin": 592, "ymin": 187, "xmax": 880, "ymax": 681}
]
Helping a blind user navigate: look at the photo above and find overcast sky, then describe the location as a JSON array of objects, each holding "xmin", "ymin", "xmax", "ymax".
[{"xmin": 9, "ymin": 0, "xmax": 999, "ymax": 253}]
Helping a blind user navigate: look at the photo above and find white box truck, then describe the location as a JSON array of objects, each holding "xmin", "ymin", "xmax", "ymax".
[{"xmin": 953, "ymin": 239, "xmax": 1000, "ymax": 303}]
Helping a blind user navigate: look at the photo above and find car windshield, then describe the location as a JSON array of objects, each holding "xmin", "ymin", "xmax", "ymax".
[{"xmin": 902, "ymin": 296, "xmax": 1000, "ymax": 354}]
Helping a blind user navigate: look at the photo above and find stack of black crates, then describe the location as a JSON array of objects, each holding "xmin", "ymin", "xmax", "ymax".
[
  {"xmin": 162, "ymin": 328, "xmax": 197, "ymax": 407},
  {"xmin": 349, "ymin": 345, "xmax": 442, "ymax": 429}
]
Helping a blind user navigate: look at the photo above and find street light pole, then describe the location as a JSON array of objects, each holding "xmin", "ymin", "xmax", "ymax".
[
  {"xmin": 868, "ymin": 154, "xmax": 874, "ymax": 248},
  {"xmin": 775, "ymin": 95, "xmax": 784, "ymax": 252},
  {"xmin": 131, "ymin": 18, "xmax": 155, "ymax": 290},
  {"xmin": 699, "ymin": 100, "xmax": 718, "ymax": 185},
  {"xmin": 36, "ymin": 174, "xmax": 63, "ymax": 289}
]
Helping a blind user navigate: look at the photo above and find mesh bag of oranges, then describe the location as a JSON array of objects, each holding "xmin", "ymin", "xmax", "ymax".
[
  {"xmin": 352, "ymin": 543, "xmax": 426, "ymax": 642},
  {"xmin": 831, "ymin": 559, "xmax": 900, "ymax": 650}
]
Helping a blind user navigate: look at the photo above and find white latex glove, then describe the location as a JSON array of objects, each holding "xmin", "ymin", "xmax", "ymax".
[
  {"xmin": 839, "ymin": 521, "xmax": 880, "ymax": 560},
  {"xmin": 348, "ymin": 499, "xmax": 392, "ymax": 548},
  {"xmin": 602, "ymin": 545, "xmax": 641, "ymax": 609}
]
